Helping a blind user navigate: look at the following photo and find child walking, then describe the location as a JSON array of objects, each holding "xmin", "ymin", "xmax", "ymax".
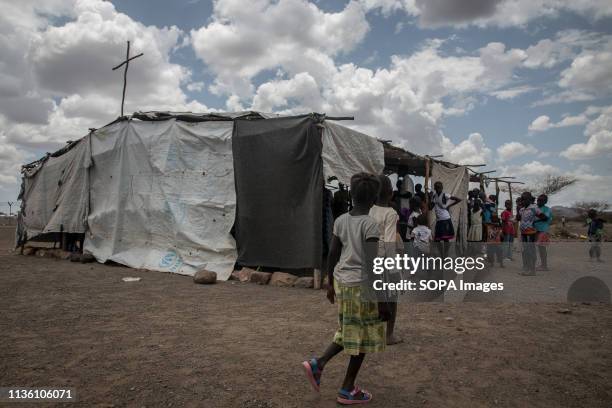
[
  {"xmin": 302, "ymin": 173, "xmax": 388, "ymax": 405},
  {"xmin": 587, "ymin": 209, "xmax": 605, "ymax": 262},
  {"xmin": 369, "ymin": 174, "xmax": 403, "ymax": 345}
]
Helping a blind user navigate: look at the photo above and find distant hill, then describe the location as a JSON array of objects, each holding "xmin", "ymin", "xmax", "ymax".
[{"xmin": 551, "ymin": 206, "xmax": 583, "ymax": 220}]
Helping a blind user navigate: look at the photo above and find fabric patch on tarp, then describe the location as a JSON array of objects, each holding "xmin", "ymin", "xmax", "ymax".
[{"xmin": 233, "ymin": 116, "xmax": 323, "ymax": 268}]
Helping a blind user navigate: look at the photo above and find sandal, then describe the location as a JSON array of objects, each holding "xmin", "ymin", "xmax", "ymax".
[
  {"xmin": 337, "ymin": 386, "xmax": 372, "ymax": 405},
  {"xmin": 301, "ymin": 358, "xmax": 322, "ymax": 392}
]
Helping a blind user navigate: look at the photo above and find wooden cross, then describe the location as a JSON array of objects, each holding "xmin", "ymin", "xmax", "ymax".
[{"xmin": 112, "ymin": 41, "xmax": 143, "ymax": 117}]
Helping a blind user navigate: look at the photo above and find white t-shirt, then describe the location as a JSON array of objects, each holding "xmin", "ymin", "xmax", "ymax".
[
  {"xmin": 369, "ymin": 205, "xmax": 399, "ymax": 243},
  {"xmin": 432, "ymin": 192, "xmax": 452, "ymax": 221},
  {"xmin": 333, "ymin": 213, "xmax": 380, "ymax": 286},
  {"xmin": 411, "ymin": 225, "xmax": 432, "ymax": 253}
]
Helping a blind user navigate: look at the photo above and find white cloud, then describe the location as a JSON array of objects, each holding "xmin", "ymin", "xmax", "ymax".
[
  {"xmin": 497, "ymin": 142, "xmax": 538, "ymax": 162},
  {"xmin": 490, "ymin": 85, "xmax": 536, "ymax": 100},
  {"xmin": 529, "ymin": 115, "xmax": 552, "ymax": 132},
  {"xmin": 499, "ymin": 160, "xmax": 560, "ymax": 178},
  {"xmin": 558, "ymin": 40, "xmax": 612, "ymax": 97},
  {"xmin": 561, "ymin": 106, "xmax": 612, "ymax": 160},
  {"xmin": 0, "ymin": 0, "xmax": 206, "ymax": 194},
  {"xmin": 441, "ymin": 133, "xmax": 492, "ymax": 165},
  {"xmin": 528, "ymin": 113, "xmax": 587, "ymax": 132},
  {"xmin": 190, "ymin": 0, "xmax": 369, "ymax": 97},
  {"xmin": 523, "ymin": 30, "xmax": 607, "ymax": 69},
  {"xmin": 362, "ymin": 0, "xmax": 612, "ymax": 28},
  {"xmin": 529, "ymin": 31, "xmax": 612, "ymax": 105},
  {"xmin": 186, "ymin": 81, "xmax": 205, "ymax": 92}
]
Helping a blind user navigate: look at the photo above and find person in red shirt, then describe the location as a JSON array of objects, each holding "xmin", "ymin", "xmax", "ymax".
[{"xmin": 501, "ymin": 199, "xmax": 515, "ymax": 261}]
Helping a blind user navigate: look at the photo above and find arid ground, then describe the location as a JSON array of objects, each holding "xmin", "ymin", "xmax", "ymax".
[{"xmin": 1, "ymin": 225, "xmax": 611, "ymax": 408}]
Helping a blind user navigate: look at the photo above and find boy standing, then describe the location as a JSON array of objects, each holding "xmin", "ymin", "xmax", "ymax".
[{"xmin": 302, "ymin": 173, "xmax": 387, "ymax": 405}]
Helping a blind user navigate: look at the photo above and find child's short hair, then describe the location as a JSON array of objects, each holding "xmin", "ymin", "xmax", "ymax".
[
  {"xmin": 434, "ymin": 181, "xmax": 443, "ymax": 189},
  {"xmin": 350, "ymin": 173, "xmax": 380, "ymax": 207},
  {"xmin": 416, "ymin": 213, "xmax": 428, "ymax": 226},
  {"xmin": 377, "ymin": 174, "xmax": 393, "ymax": 202}
]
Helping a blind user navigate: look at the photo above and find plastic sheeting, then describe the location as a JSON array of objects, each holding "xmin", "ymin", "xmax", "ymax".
[
  {"xmin": 322, "ymin": 122, "xmax": 385, "ymax": 185},
  {"xmin": 430, "ymin": 162, "xmax": 469, "ymax": 245},
  {"xmin": 232, "ymin": 116, "xmax": 323, "ymax": 268},
  {"xmin": 84, "ymin": 119, "xmax": 237, "ymax": 279},
  {"xmin": 20, "ymin": 138, "xmax": 90, "ymax": 238}
]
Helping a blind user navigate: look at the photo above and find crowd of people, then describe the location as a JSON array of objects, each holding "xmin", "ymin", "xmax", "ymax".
[{"xmin": 306, "ymin": 172, "xmax": 605, "ymax": 405}]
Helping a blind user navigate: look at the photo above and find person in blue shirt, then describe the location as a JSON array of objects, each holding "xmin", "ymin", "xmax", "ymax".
[{"xmin": 534, "ymin": 194, "xmax": 552, "ymax": 271}]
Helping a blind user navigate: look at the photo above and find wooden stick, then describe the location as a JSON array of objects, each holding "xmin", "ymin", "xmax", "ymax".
[
  {"xmin": 495, "ymin": 179, "xmax": 499, "ymax": 213},
  {"xmin": 121, "ymin": 41, "xmax": 129, "ymax": 116},
  {"xmin": 508, "ymin": 182, "xmax": 513, "ymax": 211},
  {"xmin": 424, "ymin": 157, "xmax": 431, "ymax": 211}
]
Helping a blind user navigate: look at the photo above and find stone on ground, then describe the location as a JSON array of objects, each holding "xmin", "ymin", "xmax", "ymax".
[
  {"xmin": 249, "ymin": 271, "xmax": 272, "ymax": 285},
  {"xmin": 22, "ymin": 247, "xmax": 36, "ymax": 256},
  {"xmin": 293, "ymin": 277, "xmax": 314, "ymax": 288},
  {"xmin": 232, "ymin": 268, "xmax": 254, "ymax": 282},
  {"xmin": 193, "ymin": 270, "xmax": 217, "ymax": 284},
  {"xmin": 269, "ymin": 272, "xmax": 298, "ymax": 287},
  {"xmin": 80, "ymin": 253, "xmax": 95, "ymax": 263}
]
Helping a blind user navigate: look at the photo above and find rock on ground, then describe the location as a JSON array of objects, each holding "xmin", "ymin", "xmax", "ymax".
[
  {"xmin": 269, "ymin": 272, "xmax": 298, "ymax": 287},
  {"xmin": 232, "ymin": 268, "xmax": 254, "ymax": 282},
  {"xmin": 22, "ymin": 247, "xmax": 36, "ymax": 256},
  {"xmin": 249, "ymin": 271, "xmax": 272, "ymax": 285},
  {"xmin": 293, "ymin": 277, "xmax": 314, "ymax": 288},
  {"xmin": 193, "ymin": 270, "xmax": 217, "ymax": 284}
]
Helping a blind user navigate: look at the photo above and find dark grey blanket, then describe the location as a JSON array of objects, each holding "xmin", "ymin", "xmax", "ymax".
[{"xmin": 232, "ymin": 116, "xmax": 323, "ymax": 268}]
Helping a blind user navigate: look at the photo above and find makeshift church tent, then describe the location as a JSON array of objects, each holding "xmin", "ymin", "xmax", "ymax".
[{"xmin": 18, "ymin": 111, "xmax": 385, "ymax": 280}]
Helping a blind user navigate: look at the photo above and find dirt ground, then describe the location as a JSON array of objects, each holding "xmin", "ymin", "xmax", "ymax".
[{"xmin": 1, "ymin": 226, "xmax": 611, "ymax": 408}]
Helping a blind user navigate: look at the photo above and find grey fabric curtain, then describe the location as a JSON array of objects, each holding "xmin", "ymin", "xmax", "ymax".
[{"xmin": 232, "ymin": 116, "xmax": 323, "ymax": 268}]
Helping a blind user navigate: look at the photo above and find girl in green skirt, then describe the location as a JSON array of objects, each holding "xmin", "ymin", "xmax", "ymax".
[{"xmin": 302, "ymin": 172, "xmax": 389, "ymax": 405}]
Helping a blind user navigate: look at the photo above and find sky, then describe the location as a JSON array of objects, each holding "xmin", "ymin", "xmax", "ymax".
[{"xmin": 1, "ymin": 0, "xmax": 612, "ymax": 211}]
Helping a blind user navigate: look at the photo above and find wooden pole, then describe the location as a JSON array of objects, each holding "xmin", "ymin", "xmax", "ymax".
[
  {"xmin": 121, "ymin": 41, "xmax": 129, "ymax": 116},
  {"xmin": 424, "ymin": 157, "xmax": 431, "ymax": 212},
  {"xmin": 507, "ymin": 181, "xmax": 513, "ymax": 210},
  {"xmin": 112, "ymin": 41, "xmax": 143, "ymax": 117},
  {"xmin": 495, "ymin": 179, "xmax": 499, "ymax": 214}
]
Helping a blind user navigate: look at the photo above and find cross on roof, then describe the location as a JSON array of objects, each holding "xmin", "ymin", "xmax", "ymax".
[{"xmin": 112, "ymin": 41, "xmax": 143, "ymax": 117}]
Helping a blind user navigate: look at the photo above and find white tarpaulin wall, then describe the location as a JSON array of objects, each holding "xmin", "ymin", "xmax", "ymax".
[
  {"xmin": 430, "ymin": 162, "xmax": 469, "ymax": 246},
  {"xmin": 20, "ymin": 139, "xmax": 90, "ymax": 238},
  {"xmin": 84, "ymin": 119, "xmax": 237, "ymax": 279},
  {"xmin": 322, "ymin": 121, "xmax": 385, "ymax": 185}
]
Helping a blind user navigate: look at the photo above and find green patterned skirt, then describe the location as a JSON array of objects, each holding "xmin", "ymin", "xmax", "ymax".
[{"xmin": 333, "ymin": 281, "xmax": 386, "ymax": 355}]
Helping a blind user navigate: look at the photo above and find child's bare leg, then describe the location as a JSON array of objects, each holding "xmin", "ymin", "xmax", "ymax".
[
  {"xmin": 386, "ymin": 303, "xmax": 402, "ymax": 345},
  {"xmin": 537, "ymin": 245, "xmax": 548, "ymax": 269},
  {"xmin": 317, "ymin": 342, "xmax": 343, "ymax": 369},
  {"xmin": 341, "ymin": 353, "xmax": 365, "ymax": 391}
]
